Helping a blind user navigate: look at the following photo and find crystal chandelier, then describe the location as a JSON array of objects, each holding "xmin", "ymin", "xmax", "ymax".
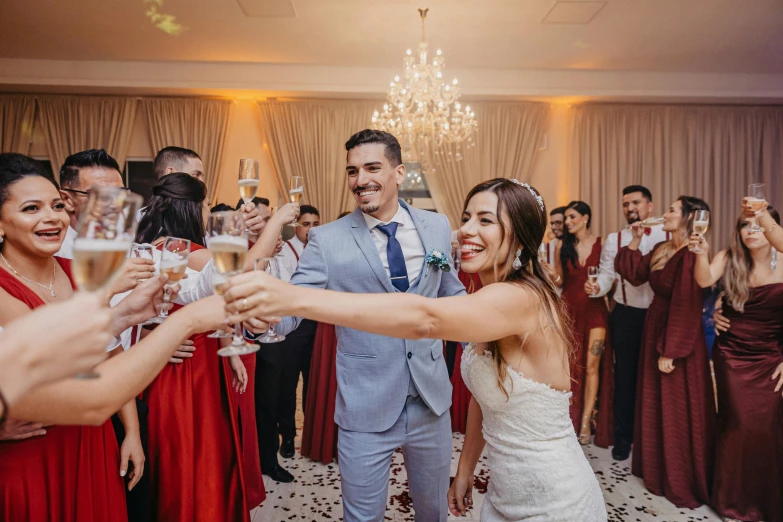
[{"xmin": 372, "ymin": 8, "xmax": 477, "ymax": 163}]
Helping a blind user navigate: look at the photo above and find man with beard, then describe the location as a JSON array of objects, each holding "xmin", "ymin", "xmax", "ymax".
[{"xmin": 587, "ymin": 185, "xmax": 667, "ymax": 461}]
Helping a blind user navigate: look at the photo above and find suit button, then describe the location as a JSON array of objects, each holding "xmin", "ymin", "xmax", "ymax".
[{"xmin": 407, "ymin": 352, "xmax": 412, "ymax": 359}]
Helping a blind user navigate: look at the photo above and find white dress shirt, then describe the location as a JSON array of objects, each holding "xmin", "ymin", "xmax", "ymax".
[
  {"xmin": 277, "ymin": 235, "xmax": 305, "ymax": 283},
  {"xmin": 55, "ymin": 226, "xmax": 78, "ymax": 259},
  {"xmin": 542, "ymin": 238, "xmax": 562, "ymax": 296},
  {"xmin": 363, "ymin": 204, "xmax": 425, "ymax": 286},
  {"xmin": 595, "ymin": 225, "xmax": 668, "ymax": 309}
]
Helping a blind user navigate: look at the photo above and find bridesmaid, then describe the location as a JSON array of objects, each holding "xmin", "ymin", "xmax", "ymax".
[
  {"xmin": 552, "ymin": 201, "xmax": 614, "ymax": 447},
  {"xmin": 692, "ymin": 208, "xmax": 783, "ymax": 522},
  {"xmin": 135, "ymin": 173, "xmax": 249, "ymax": 522},
  {"xmin": 0, "ymin": 153, "xmax": 127, "ymax": 521},
  {"xmin": 616, "ymin": 195, "xmax": 715, "ymax": 508}
]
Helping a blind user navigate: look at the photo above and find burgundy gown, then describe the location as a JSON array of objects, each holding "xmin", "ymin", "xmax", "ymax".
[
  {"xmin": 0, "ymin": 258, "xmax": 127, "ymax": 522},
  {"xmin": 234, "ymin": 353, "xmax": 266, "ymax": 509},
  {"xmin": 301, "ymin": 323, "xmax": 339, "ymax": 464},
  {"xmin": 711, "ymin": 283, "xmax": 783, "ymax": 521},
  {"xmin": 560, "ymin": 238, "xmax": 615, "ymax": 448},
  {"xmin": 449, "ymin": 269, "xmax": 482, "ymax": 434},
  {"xmin": 616, "ymin": 245, "xmax": 715, "ymax": 508},
  {"xmin": 141, "ymin": 244, "xmax": 249, "ymax": 522}
]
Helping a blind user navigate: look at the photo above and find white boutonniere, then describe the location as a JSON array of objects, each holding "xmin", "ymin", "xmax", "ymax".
[{"xmin": 425, "ymin": 249, "xmax": 451, "ymax": 276}]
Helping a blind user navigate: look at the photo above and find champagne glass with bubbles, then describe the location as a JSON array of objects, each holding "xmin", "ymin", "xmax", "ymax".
[
  {"xmin": 254, "ymin": 257, "xmax": 286, "ymax": 344},
  {"xmin": 748, "ymin": 183, "xmax": 766, "ymax": 233},
  {"xmin": 208, "ymin": 211, "xmax": 258, "ymax": 356},
  {"xmin": 238, "ymin": 159, "xmax": 259, "ymax": 205},
  {"xmin": 288, "ymin": 176, "xmax": 304, "ymax": 227},
  {"xmin": 147, "ymin": 238, "xmax": 190, "ymax": 324},
  {"xmin": 72, "ymin": 186, "xmax": 143, "ymax": 377},
  {"xmin": 587, "ymin": 266, "xmax": 599, "ymax": 297},
  {"xmin": 690, "ymin": 210, "xmax": 710, "ymax": 253}
]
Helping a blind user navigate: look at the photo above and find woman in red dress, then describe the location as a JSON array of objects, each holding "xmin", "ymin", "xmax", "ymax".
[
  {"xmin": 0, "ymin": 154, "xmax": 127, "ymax": 521},
  {"xmin": 552, "ymin": 201, "xmax": 614, "ymax": 447},
  {"xmin": 234, "ymin": 352, "xmax": 266, "ymax": 508},
  {"xmin": 301, "ymin": 322, "xmax": 340, "ymax": 463},
  {"xmin": 692, "ymin": 208, "xmax": 783, "ymax": 521},
  {"xmin": 136, "ymin": 173, "xmax": 249, "ymax": 522},
  {"xmin": 616, "ymin": 195, "xmax": 715, "ymax": 508}
]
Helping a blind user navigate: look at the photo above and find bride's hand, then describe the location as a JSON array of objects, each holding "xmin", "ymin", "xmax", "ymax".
[
  {"xmin": 224, "ymin": 271, "xmax": 289, "ymax": 322},
  {"xmin": 447, "ymin": 473, "xmax": 474, "ymax": 517}
]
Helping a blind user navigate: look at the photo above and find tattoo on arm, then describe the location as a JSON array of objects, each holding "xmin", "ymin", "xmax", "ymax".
[{"xmin": 589, "ymin": 339, "xmax": 606, "ymax": 357}]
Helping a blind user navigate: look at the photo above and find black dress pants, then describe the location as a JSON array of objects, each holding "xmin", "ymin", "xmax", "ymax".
[
  {"xmin": 610, "ymin": 303, "xmax": 648, "ymax": 447},
  {"xmin": 255, "ymin": 319, "xmax": 317, "ymax": 470},
  {"xmin": 110, "ymin": 398, "xmax": 151, "ymax": 522}
]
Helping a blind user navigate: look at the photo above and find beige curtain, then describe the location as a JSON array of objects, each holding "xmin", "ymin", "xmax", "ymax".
[
  {"xmin": 0, "ymin": 95, "xmax": 37, "ymax": 154},
  {"xmin": 37, "ymin": 96, "xmax": 138, "ymax": 179},
  {"xmin": 142, "ymin": 98, "xmax": 233, "ymax": 203},
  {"xmin": 425, "ymin": 102, "xmax": 550, "ymax": 227},
  {"xmin": 571, "ymin": 104, "xmax": 783, "ymax": 249},
  {"xmin": 256, "ymin": 100, "xmax": 376, "ymax": 221}
]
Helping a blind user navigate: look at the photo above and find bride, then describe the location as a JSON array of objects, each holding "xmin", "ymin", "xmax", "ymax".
[{"xmin": 225, "ymin": 178, "xmax": 606, "ymax": 521}]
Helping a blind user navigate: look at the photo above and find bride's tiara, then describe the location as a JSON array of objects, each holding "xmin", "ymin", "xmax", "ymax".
[{"xmin": 508, "ymin": 178, "xmax": 545, "ymax": 212}]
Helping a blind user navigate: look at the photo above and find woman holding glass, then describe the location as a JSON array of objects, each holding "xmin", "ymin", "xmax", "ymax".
[
  {"xmin": 135, "ymin": 173, "xmax": 249, "ymax": 522},
  {"xmin": 0, "ymin": 153, "xmax": 128, "ymax": 521},
  {"xmin": 615, "ymin": 195, "xmax": 715, "ymax": 508},
  {"xmin": 691, "ymin": 207, "xmax": 783, "ymax": 521},
  {"xmin": 550, "ymin": 200, "xmax": 614, "ymax": 447}
]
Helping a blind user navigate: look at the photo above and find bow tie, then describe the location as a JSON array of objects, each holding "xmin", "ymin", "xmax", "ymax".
[{"xmin": 644, "ymin": 228, "xmax": 652, "ymax": 236}]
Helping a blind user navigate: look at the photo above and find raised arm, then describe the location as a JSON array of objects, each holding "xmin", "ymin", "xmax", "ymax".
[
  {"xmin": 692, "ymin": 242, "xmax": 727, "ymax": 289},
  {"xmin": 243, "ymin": 203, "xmax": 299, "ymax": 272},
  {"xmin": 227, "ymin": 272, "xmax": 538, "ymax": 344},
  {"xmin": 10, "ymin": 295, "xmax": 226, "ymax": 425}
]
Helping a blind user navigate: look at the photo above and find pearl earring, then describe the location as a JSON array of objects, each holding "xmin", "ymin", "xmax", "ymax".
[{"xmin": 512, "ymin": 248, "xmax": 522, "ymax": 270}]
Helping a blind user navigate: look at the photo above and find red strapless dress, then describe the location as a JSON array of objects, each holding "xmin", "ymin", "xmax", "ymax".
[
  {"xmin": 141, "ymin": 244, "xmax": 248, "ymax": 521},
  {"xmin": 0, "ymin": 258, "xmax": 127, "ymax": 522},
  {"xmin": 301, "ymin": 323, "xmax": 339, "ymax": 464},
  {"xmin": 450, "ymin": 270, "xmax": 482, "ymax": 434},
  {"xmin": 560, "ymin": 238, "xmax": 615, "ymax": 448}
]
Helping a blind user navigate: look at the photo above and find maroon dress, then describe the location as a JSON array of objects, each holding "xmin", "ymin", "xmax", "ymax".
[
  {"xmin": 301, "ymin": 323, "xmax": 339, "ymax": 464},
  {"xmin": 449, "ymin": 270, "xmax": 482, "ymax": 434},
  {"xmin": 560, "ymin": 238, "xmax": 615, "ymax": 448},
  {"xmin": 616, "ymin": 245, "xmax": 715, "ymax": 508},
  {"xmin": 711, "ymin": 283, "xmax": 783, "ymax": 521}
]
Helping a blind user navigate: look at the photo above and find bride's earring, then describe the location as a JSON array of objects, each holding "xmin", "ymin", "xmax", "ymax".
[{"xmin": 512, "ymin": 248, "xmax": 522, "ymax": 270}]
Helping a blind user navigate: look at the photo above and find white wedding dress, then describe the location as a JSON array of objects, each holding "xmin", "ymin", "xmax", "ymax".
[{"xmin": 461, "ymin": 344, "xmax": 606, "ymax": 521}]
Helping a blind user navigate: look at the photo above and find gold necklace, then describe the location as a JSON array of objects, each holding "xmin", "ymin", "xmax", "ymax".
[{"xmin": 0, "ymin": 253, "xmax": 57, "ymax": 298}]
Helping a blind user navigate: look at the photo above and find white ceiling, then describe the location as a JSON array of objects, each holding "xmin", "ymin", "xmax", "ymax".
[{"xmin": 1, "ymin": 0, "xmax": 782, "ymax": 74}]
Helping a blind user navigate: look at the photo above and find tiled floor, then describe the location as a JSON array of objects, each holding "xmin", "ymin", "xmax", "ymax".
[{"xmin": 250, "ymin": 431, "xmax": 721, "ymax": 522}]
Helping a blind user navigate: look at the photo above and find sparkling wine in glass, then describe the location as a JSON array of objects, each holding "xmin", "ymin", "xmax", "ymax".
[
  {"xmin": 690, "ymin": 210, "xmax": 710, "ymax": 253},
  {"xmin": 748, "ymin": 183, "xmax": 766, "ymax": 233},
  {"xmin": 538, "ymin": 243, "xmax": 548, "ymax": 264},
  {"xmin": 207, "ymin": 211, "xmax": 257, "ymax": 356},
  {"xmin": 288, "ymin": 176, "xmax": 304, "ymax": 227},
  {"xmin": 254, "ymin": 257, "xmax": 286, "ymax": 344},
  {"xmin": 238, "ymin": 159, "xmax": 260, "ymax": 205},
  {"xmin": 587, "ymin": 266, "xmax": 599, "ymax": 297},
  {"xmin": 72, "ymin": 186, "xmax": 143, "ymax": 378},
  {"xmin": 147, "ymin": 237, "xmax": 190, "ymax": 324}
]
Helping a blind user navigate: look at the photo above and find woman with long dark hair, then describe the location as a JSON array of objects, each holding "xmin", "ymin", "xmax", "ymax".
[
  {"xmin": 692, "ymin": 207, "xmax": 783, "ymax": 521},
  {"xmin": 616, "ymin": 195, "xmax": 715, "ymax": 508},
  {"xmin": 225, "ymin": 179, "xmax": 607, "ymax": 520},
  {"xmin": 136, "ymin": 173, "xmax": 251, "ymax": 522},
  {"xmin": 551, "ymin": 201, "xmax": 614, "ymax": 447}
]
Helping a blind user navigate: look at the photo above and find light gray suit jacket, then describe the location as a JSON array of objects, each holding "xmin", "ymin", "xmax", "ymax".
[{"xmin": 275, "ymin": 200, "xmax": 466, "ymax": 433}]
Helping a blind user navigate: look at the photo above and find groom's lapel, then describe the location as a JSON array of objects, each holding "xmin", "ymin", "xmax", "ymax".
[
  {"xmin": 348, "ymin": 209, "xmax": 396, "ymax": 293},
  {"xmin": 400, "ymin": 200, "xmax": 435, "ymax": 295}
]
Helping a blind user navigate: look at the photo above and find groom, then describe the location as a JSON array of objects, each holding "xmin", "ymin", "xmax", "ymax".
[{"xmin": 259, "ymin": 129, "xmax": 465, "ymax": 521}]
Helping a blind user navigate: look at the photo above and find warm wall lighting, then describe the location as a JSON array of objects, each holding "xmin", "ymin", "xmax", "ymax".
[{"xmin": 144, "ymin": 0, "xmax": 187, "ymax": 35}]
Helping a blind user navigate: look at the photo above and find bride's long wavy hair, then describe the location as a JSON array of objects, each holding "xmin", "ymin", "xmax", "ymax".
[
  {"xmin": 463, "ymin": 179, "xmax": 575, "ymax": 398},
  {"xmin": 722, "ymin": 206, "xmax": 780, "ymax": 313}
]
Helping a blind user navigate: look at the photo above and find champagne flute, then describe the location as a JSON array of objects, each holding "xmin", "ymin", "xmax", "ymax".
[
  {"xmin": 748, "ymin": 183, "xmax": 766, "ymax": 233},
  {"xmin": 238, "ymin": 159, "xmax": 260, "ymax": 205},
  {"xmin": 72, "ymin": 186, "xmax": 143, "ymax": 378},
  {"xmin": 587, "ymin": 266, "xmax": 599, "ymax": 297},
  {"xmin": 207, "ymin": 211, "xmax": 258, "ymax": 356},
  {"xmin": 147, "ymin": 238, "xmax": 190, "ymax": 324},
  {"xmin": 131, "ymin": 243, "xmax": 154, "ymax": 282},
  {"xmin": 690, "ymin": 210, "xmax": 710, "ymax": 253},
  {"xmin": 626, "ymin": 216, "xmax": 664, "ymax": 229},
  {"xmin": 254, "ymin": 257, "xmax": 286, "ymax": 344},
  {"xmin": 538, "ymin": 243, "xmax": 548, "ymax": 264},
  {"xmin": 288, "ymin": 176, "xmax": 304, "ymax": 227},
  {"xmin": 207, "ymin": 270, "xmax": 233, "ymax": 339}
]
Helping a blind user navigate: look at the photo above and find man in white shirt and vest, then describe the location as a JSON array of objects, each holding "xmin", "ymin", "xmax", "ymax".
[
  {"xmin": 587, "ymin": 185, "xmax": 667, "ymax": 461},
  {"xmin": 254, "ymin": 203, "xmax": 320, "ymax": 482}
]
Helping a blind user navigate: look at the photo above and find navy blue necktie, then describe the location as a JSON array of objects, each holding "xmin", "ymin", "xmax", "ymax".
[{"xmin": 376, "ymin": 222, "xmax": 409, "ymax": 292}]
